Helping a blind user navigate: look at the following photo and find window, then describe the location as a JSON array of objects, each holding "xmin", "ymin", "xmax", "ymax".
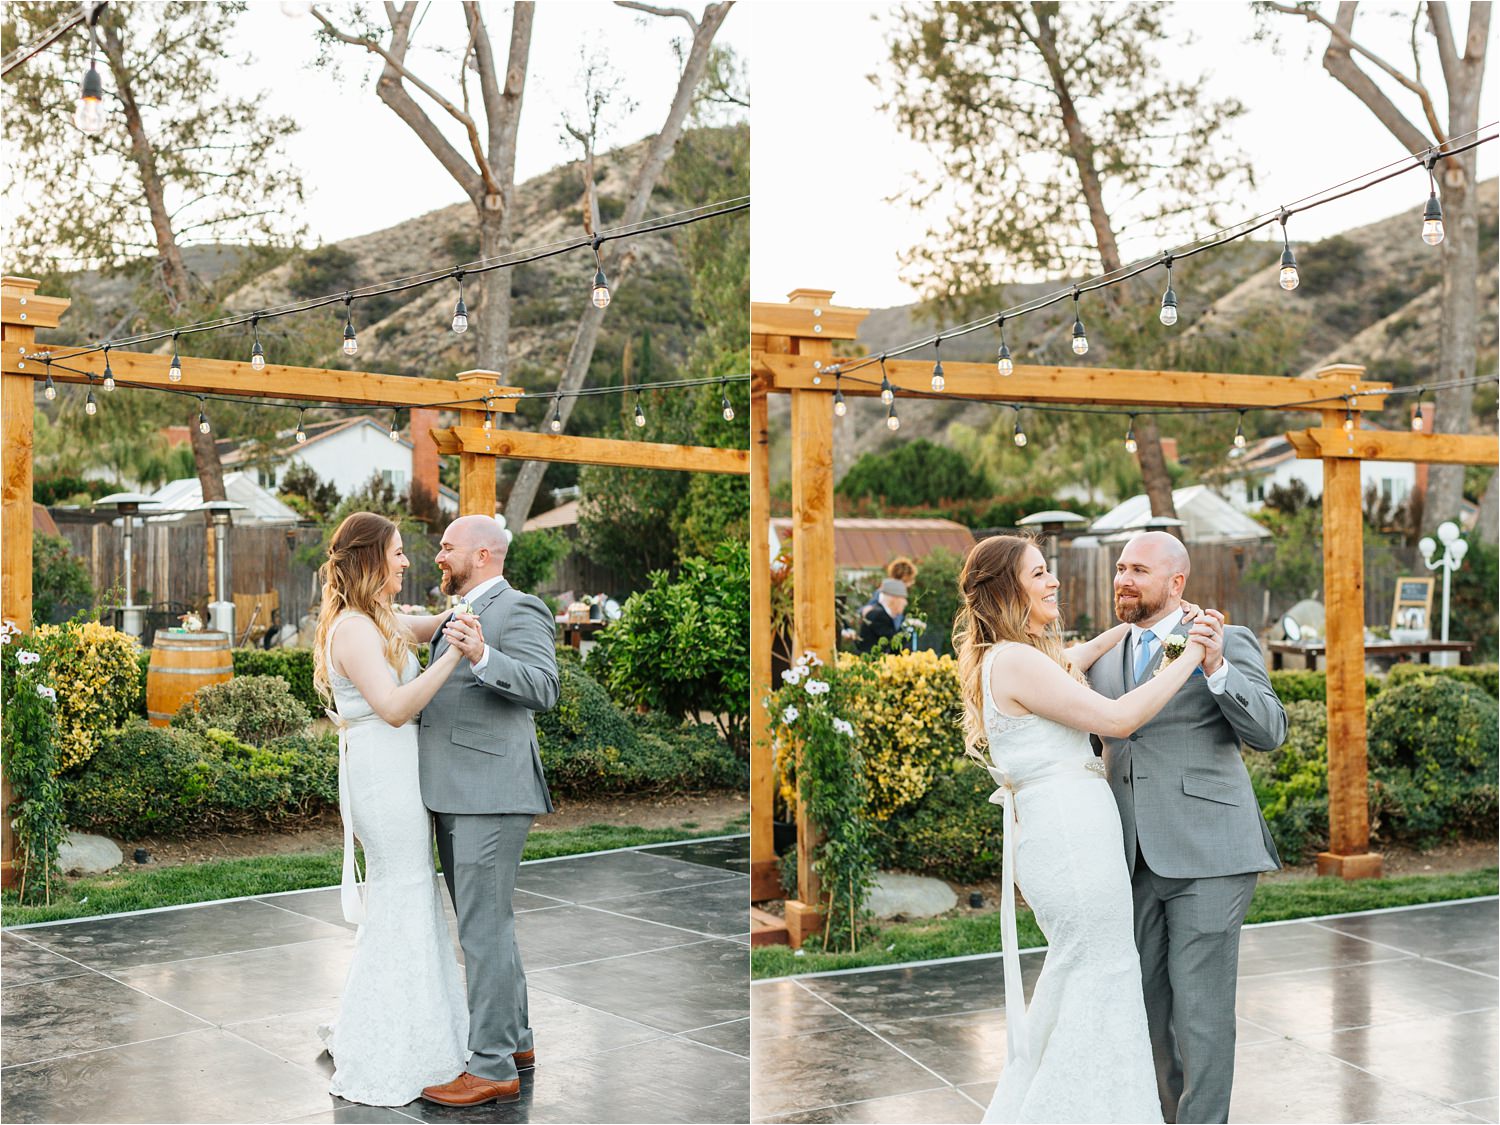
[{"xmin": 381, "ymin": 469, "xmax": 407, "ymax": 490}]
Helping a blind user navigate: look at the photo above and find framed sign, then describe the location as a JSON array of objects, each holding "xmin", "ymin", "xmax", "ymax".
[{"xmin": 1390, "ymin": 576, "xmax": 1435, "ymax": 634}]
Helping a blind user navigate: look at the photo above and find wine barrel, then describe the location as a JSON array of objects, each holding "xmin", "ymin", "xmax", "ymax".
[{"xmin": 146, "ymin": 632, "xmax": 233, "ymax": 727}]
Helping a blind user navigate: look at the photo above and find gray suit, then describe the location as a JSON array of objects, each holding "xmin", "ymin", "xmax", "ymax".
[
  {"xmin": 418, "ymin": 578, "xmax": 559, "ymax": 1083},
  {"xmin": 1091, "ymin": 619, "xmax": 1285, "ymax": 1124}
]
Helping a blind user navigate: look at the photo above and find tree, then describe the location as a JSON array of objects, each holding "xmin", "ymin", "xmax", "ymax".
[
  {"xmin": 837, "ymin": 438, "xmax": 992, "ymax": 507},
  {"xmin": 4, "ymin": 2, "xmax": 306, "ymax": 503},
  {"xmin": 880, "ymin": 1, "xmax": 1255, "ymax": 519},
  {"xmin": 1263, "ymin": 1, "xmax": 1490, "ymax": 538}
]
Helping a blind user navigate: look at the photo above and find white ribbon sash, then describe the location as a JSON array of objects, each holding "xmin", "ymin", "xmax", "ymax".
[{"xmin": 327, "ymin": 709, "xmax": 366, "ymax": 925}]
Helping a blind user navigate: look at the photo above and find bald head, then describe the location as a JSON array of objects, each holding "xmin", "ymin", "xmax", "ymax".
[
  {"xmin": 1113, "ymin": 532, "xmax": 1191, "ymax": 625},
  {"xmin": 437, "ymin": 515, "xmax": 509, "ymax": 596}
]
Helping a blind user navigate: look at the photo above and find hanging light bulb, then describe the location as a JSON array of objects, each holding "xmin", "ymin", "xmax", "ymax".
[
  {"xmin": 879, "ymin": 362, "xmax": 894, "ymax": 405},
  {"xmin": 1412, "ymin": 394, "xmax": 1425, "ymax": 432},
  {"xmin": 74, "ymin": 58, "xmax": 106, "ymax": 136},
  {"xmin": 1159, "ymin": 256, "xmax": 1178, "ymax": 326},
  {"xmin": 1278, "ymin": 210, "xmax": 1299, "ymax": 291},
  {"xmin": 250, "ymin": 316, "xmax": 265, "ymax": 371},
  {"xmin": 930, "ymin": 337, "xmax": 945, "ymax": 392},
  {"xmin": 42, "ymin": 365, "xmax": 57, "ymax": 401},
  {"xmin": 1343, "ymin": 399, "xmax": 1356, "ymax": 434},
  {"xmin": 996, "ymin": 316, "xmax": 1013, "ymax": 377},
  {"xmin": 389, "ymin": 410, "xmax": 401, "ymax": 441},
  {"xmin": 721, "ymin": 377, "xmax": 735, "ymax": 422},
  {"xmin": 1422, "ymin": 153, "xmax": 1445, "ymax": 245},
  {"xmin": 294, "ymin": 409, "xmax": 307, "ymax": 444},
  {"xmin": 1233, "ymin": 412, "xmax": 1247, "ymax": 449},
  {"xmin": 451, "ymin": 273, "xmax": 469, "ymax": 333},
  {"xmin": 833, "ymin": 374, "xmax": 847, "ymax": 418},
  {"xmin": 342, "ymin": 297, "xmax": 358, "ymax": 357},
  {"xmin": 886, "ymin": 397, "xmax": 900, "ymax": 432},
  {"xmin": 1124, "ymin": 416, "xmax": 1138, "ymax": 455},
  {"xmin": 549, "ymin": 396, "xmax": 563, "ymax": 433},
  {"xmin": 102, "ymin": 346, "xmax": 115, "ymax": 392},
  {"xmin": 1013, "ymin": 408, "xmax": 1028, "ymax": 448},
  {"xmin": 197, "ymin": 398, "xmax": 212, "ymax": 435},
  {"xmin": 1070, "ymin": 288, "xmax": 1089, "ymax": 356},
  {"xmin": 590, "ymin": 236, "xmax": 611, "ymax": 310},
  {"xmin": 634, "ymin": 393, "xmax": 646, "ymax": 428},
  {"xmin": 85, "ymin": 388, "xmax": 98, "ymax": 416},
  {"xmin": 169, "ymin": 333, "xmax": 183, "ymax": 382},
  {"xmin": 482, "ymin": 398, "xmax": 493, "ymax": 432}
]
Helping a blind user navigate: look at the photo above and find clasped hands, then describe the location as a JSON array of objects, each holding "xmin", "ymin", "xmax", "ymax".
[
  {"xmin": 1177, "ymin": 600, "xmax": 1226, "ymax": 675},
  {"xmin": 442, "ymin": 612, "xmax": 486, "ymax": 664}
]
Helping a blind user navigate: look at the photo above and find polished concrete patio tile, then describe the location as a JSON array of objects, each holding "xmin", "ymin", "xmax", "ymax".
[
  {"xmin": 1236, "ymin": 954, "xmax": 1490, "ymax": 1037},
  {"xmin": 1235, "ymin": 919, "xmax": 1407, "ymax": 977},
  {"xmin": 865, "ymin": 1008, "xmax": 1007, "ymax": 1087},
  {"xmin": 1, "ymin": 1028, "xmax": 333, "ymax": 1124},
  {"xmin": 1229, "ymin": 1035, "xmax": 1483, "ymax": 1123},
  {"xmin": 1313, "ymin": 900, "xmax": 1500, "ymax": 959},
  {"xmin": 758, "ymin": 1086, "xmax": 983, "ymax": 1124},
  {"xmin": 1433, "ymin": 947, "xmax": 1500, "ymax": 978},
  {"xmin": 2, "ymin": 972, "xmax": 210, "ymax": 1067},
  {"xmin": 110, "ymin": 937, "xmax": 355, "ymax": 1026},
  {"xmin": 517, "ymin": 903, "xmax": 706, "ymax": 969},
  {"xmin": 1457, "ymin": 1097, "xmax": 1500, "ymax": 1123},
  {"xmin": 19, "ymin": 898, "xmax": 347, "ymax": 970},
  {"xmin": 751, "ymin": 981, "xmax": 859, "ymax": 1040},
  {"xmin": 532, "ymin": 938, "xmax": 746, "ymax": 1034},
  {"xmin": 642, "ymin": 836, "xmax": 751, "ymax": 874},
  {"xmin": 283, "ymin": 1107, "xmax": 421, "ymax": 1124},
  {"xmin": 1, "ymin": 931, "xmax": 94, "ymax": 989},
  {"xmin": 516, "ymin": 850, "xmax": 740, "ymax": 905},
  {"xmin": 589, "ymin": 874, "xmax": 749, "ymax": 938},
  {"xmin": 798, "ymin": 955, "xmax": 1041, "ymax": 1024},
  {"xmin": 681, "ymin": 1017, "xmax": 750, "ymax": 1058},
  {"xmin": 749, "ymin": 1023, "xmax": 943, "ymax": 1121},
  {"xmin": 225, "ymin": 1006, "xmax": 339, "ymax": 1081},
  {"xmin": 1299, "ymin": 1007, "xmax": 1498, "ymax": 1106}
]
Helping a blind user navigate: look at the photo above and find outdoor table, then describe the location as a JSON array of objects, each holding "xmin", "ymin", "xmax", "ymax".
[
  {"xmin": 556, "ymin": 619, "xmax": 607, "ymax": 652},
  {"xmin": 1269, "ymin": 640, "xmax": 1475, "ymax": 670}
]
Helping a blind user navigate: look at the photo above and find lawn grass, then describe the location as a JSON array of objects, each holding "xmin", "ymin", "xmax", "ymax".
[
  {"xmin": 750, "ymin": 866, "xmax": 1499, "ymax": 980},
  {"xmin": 1, "ymin": 818, "xmax": 748, "ymax": 928}
]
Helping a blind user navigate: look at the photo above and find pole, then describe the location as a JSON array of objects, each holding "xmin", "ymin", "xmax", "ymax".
[{"xmin": 1440, "ymin": 559, "xmax": 1451, "ymax": 643}]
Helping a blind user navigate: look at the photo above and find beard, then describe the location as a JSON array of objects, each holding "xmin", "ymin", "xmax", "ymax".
[
  {"xmin": 1115, "ymin": 587, "xmax": 1167, "ymax": 624},
  {"xmin": 439, "ymin": 564, "xmax": 470, "ymax": 596}
]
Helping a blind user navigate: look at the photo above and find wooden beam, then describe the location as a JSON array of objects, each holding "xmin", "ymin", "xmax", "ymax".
[
  {"xmin": 749, "ymin": 383, "xmax": 778, "ymax": 902},
  {"xmin": 757, "ymin": 353, "xmax": 1393, "ymax": 412},
  {"xmin": 456, "ymin": 371, "xmax": 497, "ymax": 518},
  {"xmin": 432, "ymin": 426, "xmax": 749, "ymax": 475},
  {"xmin": 750, "ymin": 298, "xmax": 870, "ymax": 342},
  {"xmin": 1, "ymin": 342, "xmax": 522, "ymax": 411},
  {"xmin": 1290, "ymin": 428, "xmax": 1499, "ymax": 466}
]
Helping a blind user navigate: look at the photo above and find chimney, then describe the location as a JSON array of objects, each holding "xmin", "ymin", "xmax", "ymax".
[
  {"xmin": 409, "ymin": 407, "xmax": 439, "ymax": 526},
  {"xmin": 1159, "ymin": 437, "xmax": 1179, "ymax": 463},
  {"xmin": 1413, "ymin": 401, "xmax": 1437, "ymax": 500},
  {"xmin": 160, "ymin": 425, "xmax": 191, "ymax": 447}
]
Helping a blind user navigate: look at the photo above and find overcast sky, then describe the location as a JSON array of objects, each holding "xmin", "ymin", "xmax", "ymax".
[{"xmin": 748, "ymin": 3, "xmax": 1498, "ymax": 308}]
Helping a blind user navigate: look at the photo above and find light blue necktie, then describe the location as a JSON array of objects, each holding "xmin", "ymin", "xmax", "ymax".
[{"xmin": 1134, "ymin": 630, "xmax": 1156, "ymax": 683}]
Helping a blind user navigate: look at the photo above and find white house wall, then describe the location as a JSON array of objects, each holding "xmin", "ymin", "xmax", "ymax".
[
  {"xmin": 1225, "ymin": 457, "xmax": 1417, "ymax": 511},
  {"xmin": 275, "ymin": 424, "xmax": 413, "ymax": 500}
]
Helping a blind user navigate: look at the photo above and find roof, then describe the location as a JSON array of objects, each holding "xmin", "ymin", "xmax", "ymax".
[
  {"xmin": 1225, "ymin": 418, "xmax": 1399, "ymax": 477},
  {"xmin": 524, "ymin": 500, "xmax": 579, "ymax": 532},
  {"xmin": 1086, "ymin": 486, "xmax": 1269, "ymax": 544},
  {"xmin": 220, "ymin": 416, "xmax": 412, "ymax": 465},
  {"xmin": 142, "ymin": 472, "xmax": 301, "ymax": 525},
  {"xmin": 769, "ymin": 517, "xmax": 976, "ymax": 570}
]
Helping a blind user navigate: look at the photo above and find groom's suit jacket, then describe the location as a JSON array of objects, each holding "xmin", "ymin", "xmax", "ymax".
[
  {"xmin": 418, "ymin": 578, "xmax": 559, "ymax": 815},
  {"xmin": 1090, "ymin": 619, "xmax": 1284, "ymax": 879}
]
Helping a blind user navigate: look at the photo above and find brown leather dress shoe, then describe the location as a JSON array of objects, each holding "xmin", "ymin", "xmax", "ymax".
[
  {"xmin": 514, "ymin": 1048, "xmax": 536, "ymax": 1070},
  {"xmin": 420, "ymin": 1072, "xmax": 520, "ymax": 1106}
]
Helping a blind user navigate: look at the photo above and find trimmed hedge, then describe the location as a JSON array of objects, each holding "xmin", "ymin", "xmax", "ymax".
[
  {"xmin": 171, "ymin": 675, "xmax": 312, "ymax": 745},
  {"xmin": 1267, "ymin": 663, "xmax": 1498, "ymax": 704}
]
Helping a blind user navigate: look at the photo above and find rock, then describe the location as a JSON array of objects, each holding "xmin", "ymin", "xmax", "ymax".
[
  {"xmin": 867, "ymin": 871, "xmax": 958, "ymax": 920},
  {"xmin": 57, "ymin": 832, "xmax": 123, "ymax": 875}
]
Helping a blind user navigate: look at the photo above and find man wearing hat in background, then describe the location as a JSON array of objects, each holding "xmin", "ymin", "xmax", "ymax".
[{"xmin": 857, "ymin": 578, "xmax": 911, "ymax": 654}]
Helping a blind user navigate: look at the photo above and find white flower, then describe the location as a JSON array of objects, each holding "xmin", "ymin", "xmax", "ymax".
[
  {"xmin": 35, "ymin": 685, "xmax": 56, "ymax": 702},
  {"xmin": 832, "ymin": 718, "xmax": 855, "ymax": 737},
  {"xmin": 17, "ymin": 650, "xmax": 40, "ymax": 666},
  {"xmin": 782, "ymin": 705, "xmax": 800, "ymax": 724},
  {"xmin": 781, "ymin": 667, "xmax": 805, "ymax": 685},
  {"xmin": 906, "ymin": 617, "xmax": 927, "ymax": 632},
  {"xmin": 0, "ymin": 633, "xmax": 10, "ymax": 645},
  {"xmin": 804, "ymin": 679, "xmax": 830, "ymax": 696},
  {"xmin": 799, "ymin": 649, "xmax": 824, "ymax": 667},
  {"xmin": 1, "ymin": 620, "xmax": 18, "ymax": 635}
]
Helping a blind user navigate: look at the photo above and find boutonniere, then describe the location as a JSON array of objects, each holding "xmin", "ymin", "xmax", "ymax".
[
  {"xmin": 1153, "ymin": 634, "xmax": 1188, "ymax": 676},
  {"xmin": 452, "ymin": 598, "xmax": 474, "ymax": 617}
]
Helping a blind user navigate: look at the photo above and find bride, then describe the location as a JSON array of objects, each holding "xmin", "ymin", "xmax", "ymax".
[
  {"xmin": 954, "ymin": 535, "xmax": 1211, "ymax": 1124},
  {"xmin": 311, "ymin": 511, "xmax": 474, "ymax": 1106}
]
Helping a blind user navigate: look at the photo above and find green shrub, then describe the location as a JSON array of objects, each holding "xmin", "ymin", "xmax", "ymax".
[
  {"xmin": 228, "ymin": 649, "xmax": 319, "ymax": 710},
  {"xmin": 1385, "ymin": 662, "xmax": 1499, "ymax": 698},
  {"xmin": 838, "ymin": 438, "xmax": 991, "ymax": 507},
  {"xmin": 505, "ymin": 529, "xmax": 570, "ymax": 594},
  {"xmin": 32, "ymin": 534, "xmax": 94, "ymax": 624},
  {"xmin": 171, "ymin": 675, "xmax": 312, "ymax": 744},
  {"xmin": 1267, "ymin": 664, "xmax": 1497, "ymax": 705},
  {"xmin": 1, "ymin": 624, "xmax": 67, "ymax": 902},
  {"xmin": 62, "ymin": 722, "xmax": 338, "ymax": 837},
  {"xmin": 870, "ymin": 766, "xmax": 1003, "ymax": 884},
  {"xmin": 33, "ymin": 621, "xmax": 143, "ymax": 771},
  {"xmin": 1243, "ymin": 701, "xmax": 1329, "ymax": 864}
]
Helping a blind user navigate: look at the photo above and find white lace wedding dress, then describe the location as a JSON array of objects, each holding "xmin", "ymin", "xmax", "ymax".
[
  {"xmin": 980, "ymin": 643, "xmax": 1163, "ymax": 1124},
  {"xmin": 318, "ymin": 613, "xmax": 468, "ymax": 1106}
]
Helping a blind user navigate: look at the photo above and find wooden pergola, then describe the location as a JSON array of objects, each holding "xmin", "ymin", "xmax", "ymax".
[
  {"xmin": 750, "ymin": 288, "xmax": 1497, "ymax": 947},
  {"xmin": 0, "ymin": 275, "xmax": 747, "ymax": 886}
]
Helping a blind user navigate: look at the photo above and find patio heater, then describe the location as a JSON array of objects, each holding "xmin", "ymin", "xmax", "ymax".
[
  {"xmin": 197, "ymin": 501, "xmax": 246, "ymax": 637},
  {"xmin": 93, "ymin": 492, "xmax": 160, "ymax": 637},
  {"xmin": 1017, "ymin": 509, "xmax": 1089, "ymax": 576},
  {"xmin": 1419, "ymin": 521, "xmax": 1469, "ymax": 650}
]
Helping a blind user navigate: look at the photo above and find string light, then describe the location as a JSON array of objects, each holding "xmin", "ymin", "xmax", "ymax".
[
  {"xmin": 43, "ymin": 359, "xmax": 56, "ymax": 401},
  {"xmin": 1422, "ymin": 152, "xmax": 1445, "ymax": 245},
  {"xmin": 74, "ymin": 51, "xmax": 105, "ymax": 136},
  {"xmin": 197, "ymin": 397, "xmax": 211, "ymax": 435},
  {"xmin": 833, "ymin": 372, "xmax": 847, "ymax": 418},
  {"xmin": 1278, "ymin": 209, "xmax": 1300, "ymax": 291},
  {"xmin": 1070, "ymin": 288, "xmax": 1088, "ymax": 356},
  {"xmin": 389, "ymin": 410, "xmax": 401, "ymax": 441},
  {"xmin": 102, "ymin": 345, "xmax": 115, "ymax": 392},
  {"xmin": 1124, "ymin": 416, "xmax": 1138, "ymax": 454},
  {"xmin": 1012, "ymin": 407, "xmax": 1028, "ymax": 447},
  {"xmin": 634, "ymin": 390, "xmax": 646, "ymax": 428},
  {"xmin": 482, "ymin": 397, "xmax": 493, "ymax": 432},
  {"xmin": 249, "ymin": 315, "xmax": 265, "ymax": 371},
  {"xmin": 996, "ymin": 315, "xmax": 1013, "ymax": 377},
  {"xmin": 721, "ymin": 376, "xmax": 735, "ymax": 422},
  {"xmin": 169, "ymin": 332, "xmax": 183, "ymax": 382},
  {"xmin": 879, "ymin": 356, "xmax": 894, "ymax": 405},
  {"xmin": 1412, "ymin": 393, "xmax": 1425, "ymax": 431},
  {"xmin": 549, "ymin": 395, "xmax": 563, "ymax": 433},
  {"xmin": 590, "ymin": 236, "xmax": 611, "ymax": 310},
  {"xmin": 1344, "ymin": 398, "xmax": 1356, "ymax": 433},
  {"xmin": 886, "ymin": 391, "xmax": 900, "ymax": 432},
  {"xmin": 1233, "ymin": 412, "xmax": 1247, "ymax": 449},
  {"xmin": 1159, "ymin": 255, "xmax": 1178, "ymax": 326},
  {"xmin": 451, "ymin": 272, "xmax": 469, "ymax": 333},
  {"xmin": 294, "ymin": 408, "xmax": 307, "ymax": 444},
  {"xmin": 85, "ymin": 387, "xmax": 98, "ymax": 415},
  {"xmin": 931, "ymin": 337, "xmax": 945, "ymax": 392},
  {"xmin": 342, "ymin": 296, "xmax": 358, "ymax": 357}
]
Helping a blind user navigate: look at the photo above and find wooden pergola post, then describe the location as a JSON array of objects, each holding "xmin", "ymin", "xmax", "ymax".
[
  {"xmin": 456, "ymin": 370, "xmax": 501, "ymax": 517},
  {"xmin": 749, "ymin": 380, "xmax": 777, "ymax": 900}
]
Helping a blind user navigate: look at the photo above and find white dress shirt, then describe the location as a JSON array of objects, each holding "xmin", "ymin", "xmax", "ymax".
[
  {"xmin": 451, "ymin": 575, "xmax": 506, "ymax": 676},
  {"xmin": 1130, "ymin": 609, "xmax": 1228, "ymax": 693}
]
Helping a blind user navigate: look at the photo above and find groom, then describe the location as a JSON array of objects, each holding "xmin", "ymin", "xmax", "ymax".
[
  {"xmin": 418, "ymin": 515, "xmax": 559, "ymax": 1107},
  {"xmin": 1090, "ymin": 531, "xmax": 1286, "ymax": 1125}
]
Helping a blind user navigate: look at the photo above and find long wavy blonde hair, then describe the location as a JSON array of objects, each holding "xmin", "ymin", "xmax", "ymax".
[
  {"xmin": 953, "ymin": 534, "xmax": 1083, "ymax": 752},
  {"xmin": 312, "ymin": 511, "xmax": 412, "ymax": 705}
]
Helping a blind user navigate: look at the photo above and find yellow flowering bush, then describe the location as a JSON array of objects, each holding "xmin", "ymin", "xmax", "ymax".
[{"xmin": 33, "ymin": 621, "xmax": 143, "ymax": 771}]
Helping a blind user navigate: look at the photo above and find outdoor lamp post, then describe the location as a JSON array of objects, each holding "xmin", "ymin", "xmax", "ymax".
[
  {"xmin": 1017, "ymin": 509, "xmax": 1089, "ymax": 576},
  {"xmin": 198, "ymin": 501, "xmax": 246, "ymax": 637},
  {"xmin": 94, "ymin": 493, "xmax": 160, "ymax": 637},
  {"xmin": 1418, "ymin": 520, "xmax": 1469, "ymax": 644}
]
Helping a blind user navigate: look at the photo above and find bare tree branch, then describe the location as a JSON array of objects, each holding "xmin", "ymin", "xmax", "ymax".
[
  {"xmin": 462, "ymin": 1, "xmax": 503, "ymax": 155},
  {"xmin": 614, "ymin": 1, "xmax": 699, "ymax": 30}
]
